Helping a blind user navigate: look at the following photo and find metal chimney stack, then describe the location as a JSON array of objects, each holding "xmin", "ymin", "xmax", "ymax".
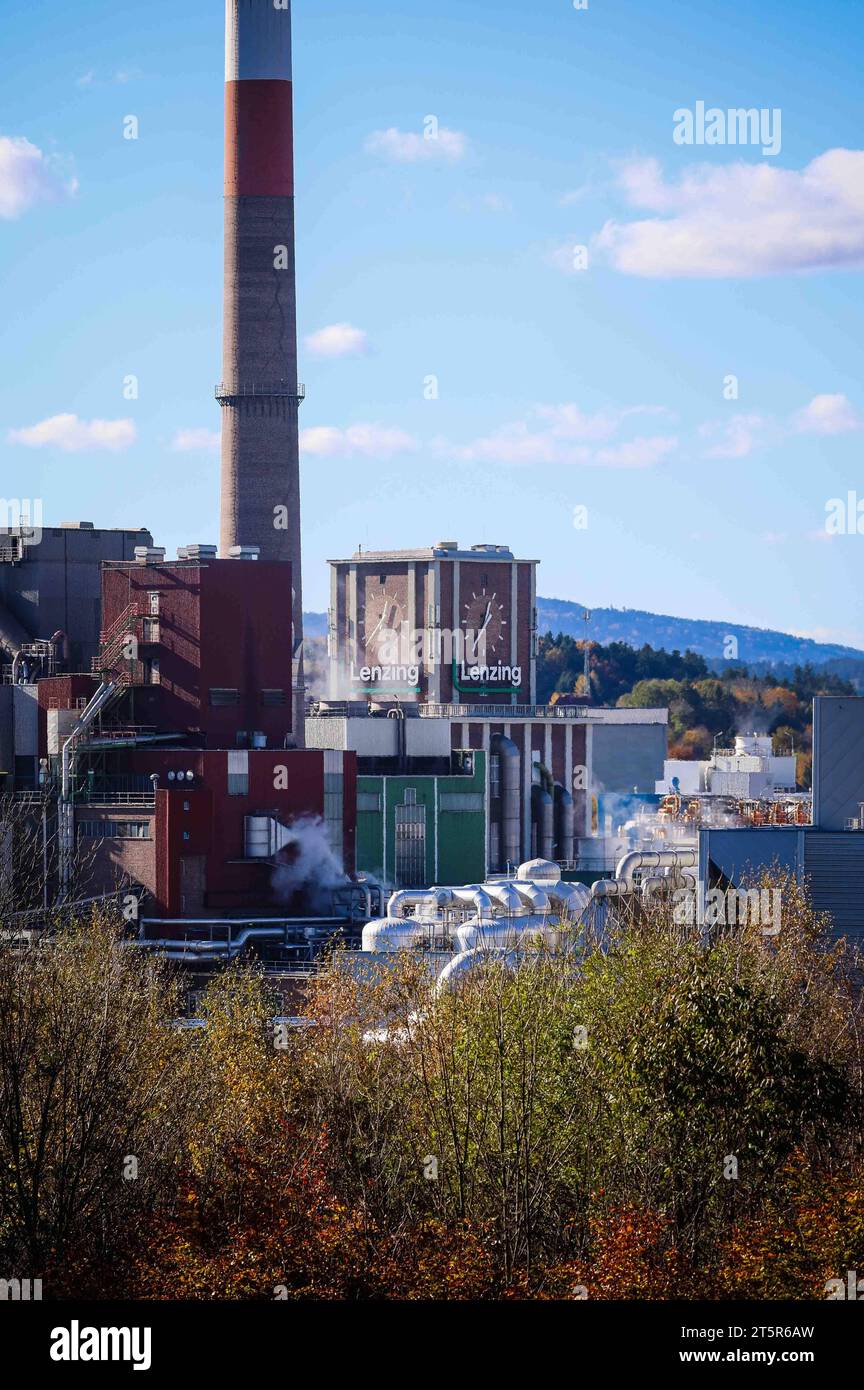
[{"xmin": 218, "ymin": 0, "xmax": 305, "ymax": 742}]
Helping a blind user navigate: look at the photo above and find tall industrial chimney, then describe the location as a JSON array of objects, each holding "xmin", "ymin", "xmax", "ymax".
[{"xmin": 218, "ymin": 0, "xmax": 305, "ymax": 743}]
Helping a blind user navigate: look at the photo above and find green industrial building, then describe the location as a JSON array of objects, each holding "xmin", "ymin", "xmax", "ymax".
[{"xmin": 356, "ymin": 750, "xmax": 487, "ymax": 887}]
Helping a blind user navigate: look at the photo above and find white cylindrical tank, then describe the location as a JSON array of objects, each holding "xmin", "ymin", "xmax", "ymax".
[
  {"xmin": 516, "ymin": 858, "xmax": 561, "ymax": 884},
  {"xmin": 362, "ymin": 919, "xmax": 428, "ymax": 952}
]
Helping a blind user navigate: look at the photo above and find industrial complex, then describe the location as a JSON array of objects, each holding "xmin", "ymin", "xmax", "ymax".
[{"xmin": 1, "ymin": 0, "xmax": 862, "ymax": 976}]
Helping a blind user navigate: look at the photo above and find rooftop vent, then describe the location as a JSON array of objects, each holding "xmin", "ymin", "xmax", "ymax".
[
  {"xmin": 435, "ymin": 540, "xmax": 458, "ymax": 551},
  {"xmin": 178, "ymin": 544, "xmax": 218, "ymax": 560},
  {"xmin": 134, "ymin": 546, "xmax": 166, "ymax": 564},
  {"xmin": 228, "ymin": 545, "xmax": 260, "ymax": 561},
  {"xmin": 59, "ymin": 521, "xmax": 95, "ymax": 530}
]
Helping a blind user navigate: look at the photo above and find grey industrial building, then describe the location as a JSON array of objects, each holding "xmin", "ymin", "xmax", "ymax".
[
  {"xmin": 699, "ymin": 697, "xmax": 864, "ymax": 945},
  {"xmin": 0, "ymin": 523, "xmax": 152, "ymax": 674}
]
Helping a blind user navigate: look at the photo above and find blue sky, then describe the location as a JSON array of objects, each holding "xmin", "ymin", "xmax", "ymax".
[{"xmin": 1, "ymin": 0, "xmax": 862, "ymax": 651}]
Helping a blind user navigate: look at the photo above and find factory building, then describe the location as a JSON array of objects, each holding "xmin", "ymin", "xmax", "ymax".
[
  {"xmin": 28, "ymin": 546, "xmax": 358, "ymax": 927},
  {"xmin": 657, "ymin": 735, "xmax": 798, "ymax": 800},
  {"xmin": 356, "ymin": 754, "xmax": 487, "ymax": 889},
  {"xmin": 307, "ymin": 702, "xmax": 668, "ymax": 876},
  {"xmin": 0, "ymin": 522, "xmax": 153, "ymax": 677},
  {"xmin": 327, "ymin": 541, "xmax": 538, "ymax": 705},
  {"xmin": 699, "ymin": 698, "xmax": 864, "ymax": 945}
]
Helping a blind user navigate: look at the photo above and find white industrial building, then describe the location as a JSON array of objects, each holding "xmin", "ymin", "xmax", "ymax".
[{"xmin": 656, "ymin": 735, "xmax": 798, "ymax": 801}]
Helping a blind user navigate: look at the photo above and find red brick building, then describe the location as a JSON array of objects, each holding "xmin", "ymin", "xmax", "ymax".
[{"xmin": 46, "ymin": 549, "xmax": 356, "ymax": 924}]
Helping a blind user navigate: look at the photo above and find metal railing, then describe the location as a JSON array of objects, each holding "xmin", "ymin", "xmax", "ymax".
[
  {"xmin": 78, "ymin": 791, "xmax": 156, "ymax": 806},
  {"xmin": 420, "ymin": 702, "xmax": 594, "ymax": 720},
  {"xmin": 215, "ymin": 381, "xmax": 306, "ymax": 404}
]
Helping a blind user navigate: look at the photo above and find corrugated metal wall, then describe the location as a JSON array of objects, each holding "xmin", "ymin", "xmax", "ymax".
[
  {"xmin": 803, "ymin": 834, "xmax": 864, "ymax": 945},
  {"xmin": 813, "ymin": 697, "xmax": 864, "ymax": 831}
]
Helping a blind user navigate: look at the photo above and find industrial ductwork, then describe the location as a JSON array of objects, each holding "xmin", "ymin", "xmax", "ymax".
[{"xmin": 362, "ymin": 860, "xmax": 591, "ymax": 955}]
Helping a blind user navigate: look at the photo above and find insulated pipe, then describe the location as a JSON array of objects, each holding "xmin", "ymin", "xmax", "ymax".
[
  {"xmin": 512, "ymin": 881, "xmax": 551, "ymax": 914},
  {"xmin": 640, "ymin": 875, "xmax": 669, "ymax": 903},
  {"xmin": 615, "ymin": 848, "xmax": 698, "ymax": 884},
  {"xmin": 455, "ymin": 913, "xmax": 559, "ymax": 953},
  {"xmin": 435, "ymin": 947, "xmax": 521, "ymax": 995},
  {"xmin": 591, "ymin": 878, "xmax": 637, "ymax": 900},
  {"xmin": 547, "ymin": 881, "xmax": 591, "ymax": 918},
  {"xmin": 362, "ymin": 918, "xmax": 435, "ymax": 952},
  {"xmin": 449, "ymin": 886, "xmax": 494, "ymax": 917},
  {"xmin": 386, "ymin": 887, "xmax": 452, "ymax": 918},
  {"xmin": 484, "ymin": 882, "xmax": 525, "ymax": 915}
]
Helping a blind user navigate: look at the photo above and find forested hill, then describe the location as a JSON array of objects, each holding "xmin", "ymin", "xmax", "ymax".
[{"xmin": 536, "ymin": 598, "xmax": 864, "ymax": 680}]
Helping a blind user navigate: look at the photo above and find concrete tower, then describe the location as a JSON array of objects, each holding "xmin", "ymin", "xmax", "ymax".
[{"xmin": 218, "ymin": 0, "xmax": 305, "ymax": 742}]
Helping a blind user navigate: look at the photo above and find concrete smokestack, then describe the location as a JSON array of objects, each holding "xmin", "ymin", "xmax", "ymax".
[{"xmin": 218, "ymin": 0, "xmax": 305, "ymax": 743}]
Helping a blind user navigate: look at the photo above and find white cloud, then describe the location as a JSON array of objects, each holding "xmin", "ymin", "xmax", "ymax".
[
  {"xmin": 0, "ymin": 136, "xmax": 78, "ymax": 219},
  {"xmin": 8, "ymin": 414, "xmax": 136, "ymax": 452},
  {"xmin": 590, "ymin": 149, "xmax": 864, "ymax": 278},
  {"xmin": 592, "ymin": 435, "xmax": 678, "ymax": 469},
  {"xmin": 171, "ymin": 428, "xmax": 220, "ymax": 452},
  {"xmin": 364, "ymin": 126, "xmax": 468, "ymax": 164},
  {"xmin": 793, "ymin": 393, "xmax": 862, "ymax": 435},
  {"xmin": 700, "ymin": 395, "xmax": 861, "ymax": 459},
  {"xmin": 455, "ymin": 404, "xmax": 676, "ymax": 468},
  {"xmin": 300, "ymin": 423, "xmax": 417, "ymax": 458},
  {"xmin": 305, "ymin": 323, "xmax": 369, "ymax": 359},
  {"xmin": 76, "ymin": 69, "xmax": 136, "ymax": 90},
  {"xmin": 700, "ymin": 413, "xmax": 773, "ymax": 460}
]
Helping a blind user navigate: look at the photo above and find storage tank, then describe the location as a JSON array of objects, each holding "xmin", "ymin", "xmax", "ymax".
[
  {"xmin": 554, "ymin": 782, "xmax": 575, "ymax": 864},
  {"xmin": 531, "ymin": 783, "xmax": 555, "ymax": 861},
  {"xmin": 491, "ymin": 733, "xmax": 521, "ymax": 870}
]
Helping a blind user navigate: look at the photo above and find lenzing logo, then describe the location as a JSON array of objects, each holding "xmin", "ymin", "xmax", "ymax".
[{"xmin": 0, "ymin": 1277, "xmax": 42, "ymax": 1300}]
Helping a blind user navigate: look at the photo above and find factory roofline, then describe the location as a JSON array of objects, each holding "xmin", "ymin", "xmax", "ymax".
[{"xmin": 329, "ymin": 542, "xmax": 539, "ymax": 564}]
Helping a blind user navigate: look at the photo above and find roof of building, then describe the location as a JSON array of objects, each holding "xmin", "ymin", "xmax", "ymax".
[{"xmin": 328, "ymin": 542, "xmax": 538, "ymax": 564}]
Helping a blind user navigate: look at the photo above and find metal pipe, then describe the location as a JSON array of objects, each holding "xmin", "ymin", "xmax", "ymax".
[
  {"xmin": 615, "ymin": 848, "xmax": 697, "ymax": 884},
  {"xmin": 435, "ymin": 947, "xmax": 521, "ymax": 995}
]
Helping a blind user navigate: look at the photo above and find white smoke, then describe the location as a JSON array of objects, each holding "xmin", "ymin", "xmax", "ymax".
[{"xmin": 271, "ymin": 815, "xmax": 348, "ymax": 911}]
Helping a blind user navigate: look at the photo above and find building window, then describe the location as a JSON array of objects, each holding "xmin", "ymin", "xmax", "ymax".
[
  {"xmin": 357, "ymin": 792, "xmax": 382, "ymax": 813},
  {"xmin": 227, "ymin": 750, "xmax": 249, "ymax": 797},
  {"xmin": 404, "ymin": 787, "xmax": 417, "ymax": 806},
  {"xmin": 395, "ymin": 799, "xmax": 426, "ymax": 887},
  {"xmin": 439, "ymin": 793, "xmax": 484, "ymax": 812},
  {"xmin": 148, "ymin": 591, "xmax": 160, "ymax": 616},
  {"xmin": 142, "ymin": 618, "xmax": 159, "ymax": 642},
  {"xmin": 144, "ymin": 658, "xmax": 160, "ymax": 686},
  {"xmin": 261, "ymin": 689, "xmax": 286, "ymax": 707},
  {"xmin": 78, "ymin": 821, "xmax": 152, "ymax": 840},
  {"xmin": 210, "ymin": 688, "xmax": 240, "ymax": 706}
]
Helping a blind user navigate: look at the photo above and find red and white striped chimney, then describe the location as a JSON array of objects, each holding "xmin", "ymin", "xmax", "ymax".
[{"xmin": 218, "ymin": 0, "xmax": 305, "ymax": 741}]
